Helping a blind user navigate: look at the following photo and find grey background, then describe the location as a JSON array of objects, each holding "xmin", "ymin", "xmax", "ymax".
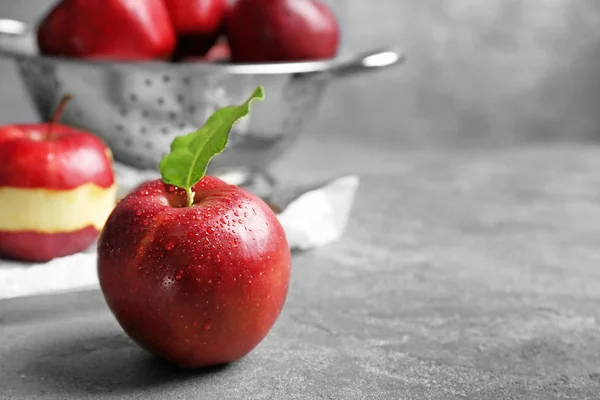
[
  {"xmin": 3, "ymin": 2, "xmax": 600, "ymax": 398},
  {"xmin": 3, "ymin": 0, "xmax": 600, "ymax": 148}
]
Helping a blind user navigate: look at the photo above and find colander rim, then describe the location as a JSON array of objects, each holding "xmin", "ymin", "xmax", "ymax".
[{"xmin": 0, "ymin": 47, "xmax": 352, "ymax": 75}]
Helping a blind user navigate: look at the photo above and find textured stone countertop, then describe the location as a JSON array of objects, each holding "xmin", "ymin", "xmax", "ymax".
[{"xmin": 2, "ymin": 141, "xmax": 600, "ymax": 399}]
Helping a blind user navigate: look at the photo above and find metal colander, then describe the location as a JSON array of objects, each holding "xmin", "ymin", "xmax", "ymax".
[{"xmin": 0, "ymin": 19, "xmax": 404, "ymax": 184}]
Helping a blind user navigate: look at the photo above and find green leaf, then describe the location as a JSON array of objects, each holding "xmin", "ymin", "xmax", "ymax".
[{"xmin": 159, "ymin": 86, "xmax": 265, "ymax": 205}]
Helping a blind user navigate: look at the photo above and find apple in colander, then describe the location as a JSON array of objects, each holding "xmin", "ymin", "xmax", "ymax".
[{"xmin": 227, "ymin": 0, "xmax": 340, "ymax": 63}]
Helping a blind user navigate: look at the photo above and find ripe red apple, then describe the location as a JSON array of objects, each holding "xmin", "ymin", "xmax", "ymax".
[
  {"xmin": 165, "ymin": 0, "xmax": 228, "ymax": 60},
  {"xmin": 37, "ymin": 0, "xmax": 176, "ymax": 60},
  {"xmin": 97, "ymin": 177, "xmax": 291, "ymax": 367},
  {"xmin": 0, "ymin": 96, "xmax": 116, "ymax": 262},
  {"xmin": 97, "ymin": 87, "xmax": 290, "ymax": 368},
  {"xmin": 227, "ymin": 0, "xmax": 340, "ymax": 63}
]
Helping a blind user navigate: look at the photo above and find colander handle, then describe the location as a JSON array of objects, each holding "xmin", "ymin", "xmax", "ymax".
[
  {"xmin": 0, "ymin": 19, "xmax": 36, "ymax": 55},
  {"xmin": 328, "ymin": 48, "xmax": 406, "ymax": 79}
]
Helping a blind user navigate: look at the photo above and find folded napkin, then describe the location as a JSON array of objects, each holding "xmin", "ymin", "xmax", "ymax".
[{"xmin": 0, "ymin": 164, "xmax": 359, "ymax": 300}]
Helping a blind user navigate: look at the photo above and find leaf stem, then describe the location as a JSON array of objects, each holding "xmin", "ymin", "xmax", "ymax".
[
  {"xmin": 47, "ymin": 94, "xmax": 72, "ymax": 139},
  {"xmin": 186, "ymin": 188, "xmax": 195, "ymax": 207}
]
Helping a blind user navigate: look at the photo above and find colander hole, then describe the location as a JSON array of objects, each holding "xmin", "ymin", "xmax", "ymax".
[
  {"xmin": 129, "ymin": 94, "xmax": 138, "ymax": 102},
  {"xmin": 157, "ymin": 98, "xmax": 165, "ymax": 106},
  {"xmin": 144, "ymin": 142, "xmax": 153, "ymax": 150},
  {"xmin": 124, "ymin": 138, "xmax": 133, "ymax": 147},
  {"xmin": 144, "ymin": 78, "xmax": 152, "ymax": 86},
  {"xmin": 183, "ymin": 77, "xmax": 191, "ymax": 85},
  {"xmin": 120, "ymin": 109, "xmax": 128, "ymax": 117},
  {"xmin": 168, "ymin": 112, "xmax": 178, "ymax": 120},
  {"xmin": 135, "ymin": 155, "xmax": 144, "ymax": 165},
  {"xmin": 161, "ymin": 127, "xmax": 170, "ymax": 135},
  {"xmin": 115, "ymin": 124, "xmax": 124, "ymax": 132},
  {"xmin": 177, "ymin": 94, "xmax": 185, "ymax": 104},
  {"xmin": 178, "ymin": 122, "xmax": 187, "ymax": 129},
  {"xmin": 187, "ymin": 106, "xmax": 196, "ymax": 114},
  {"xmin": 140, "ymin": 126, "xmax": 148, "ymax": 135},
  {"xmin": 163, "ymin": 75, "xmax": 171, "ymax": 83},
  {"xmin": 142, "ymin": 110, "xmax": 150, "ymax": 118}
]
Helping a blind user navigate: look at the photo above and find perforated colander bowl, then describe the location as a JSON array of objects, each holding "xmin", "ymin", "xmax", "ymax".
[{"xmin": 0, "ymin": 19, "xmax": 404, "ymax": 184}]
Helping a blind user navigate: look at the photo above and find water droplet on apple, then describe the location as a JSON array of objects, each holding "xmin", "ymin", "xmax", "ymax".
[
  {"xmin": 233, "ymin": 210, "xmax": 239, "ymax": 217},
  {"xmin": 207, "ymin": 227, "xmax": 215, "ymax": 234},
  {"xmin": 238, "ymin": 219, "xmax": 244, "ymax": 224},
  {"xmin": 136, "ymin": 210, "xmax": 143, "ymax": 216},
  {"xmin": 164, "ymin": 237, "xmax": 178, "ymax": 251},
  {"xmin": 175, "ymin": 268, "xmax": 184, "ymax": 281},
  {"xmin": 237, "ymin": 204, "xmax": 243, "ymax": 209},
  {"xmin": 220, "ymin": 217, "xmax": 226, "ymax": 224}
]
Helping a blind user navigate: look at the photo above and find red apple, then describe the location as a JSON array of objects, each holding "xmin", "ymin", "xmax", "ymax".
[
  {"xmin": 97, "ymin": 177, "xmax": 291, "ymax": 367},
  {"xmin": 37, "ymin": 0, "xmax": 176, "ymax": 60},
  {"xmin": 183, "ymin": 40, "xmax": 232, "ymax": 63},
  {"xmin": 227, "ymin": 0, "xmax": 340, "ymax": 63},
  {"xmin": 202, "ymin": 40, "xmax": 232, "ymax": 62},
  {"xmin": 0, "ymin": 97, "xmax": 116, "ymax": 262},
  {"xmin": 165, "ymin": 0, "xmax": 228, "ymax": 60}
]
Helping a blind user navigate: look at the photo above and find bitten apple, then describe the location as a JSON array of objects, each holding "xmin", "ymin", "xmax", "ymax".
[
  {"xmin": 0, "ymin": 96, "xmax": 116, "ymax": 262},
  {"xmin": 97, "ymin": 87, "xmax": 291, "ymax": 368},
  {"xmin": 227, "ymin": 0, "xmax": 340, "ymax": 63}
]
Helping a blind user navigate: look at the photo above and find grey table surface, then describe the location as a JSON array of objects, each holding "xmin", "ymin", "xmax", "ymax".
[{"xmin": 2, "ymin": 141, "xmax": 600, "ymax": 400}]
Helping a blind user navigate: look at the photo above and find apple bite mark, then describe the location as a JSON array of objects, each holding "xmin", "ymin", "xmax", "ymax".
[
  {"xmin": 0, "ymin": 94, "xmax": 117, "ymax": 262},
  {"xmin": 0, "ymin": 184, "xmax": 117, "ymax": 232}
]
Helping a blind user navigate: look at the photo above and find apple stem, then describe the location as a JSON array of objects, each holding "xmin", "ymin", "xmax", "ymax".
[
  {"xmin": 186, "ymin": 188, "xmax": 195, "ymax": 207},
  {"xmin": 47, "ymin": 94, "xmax": 73, "ymax": 139}
]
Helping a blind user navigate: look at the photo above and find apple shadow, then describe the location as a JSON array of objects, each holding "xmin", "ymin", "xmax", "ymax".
[{"xmin": 20, "ymin": 331, "xmax": 232, "ymax": 395}]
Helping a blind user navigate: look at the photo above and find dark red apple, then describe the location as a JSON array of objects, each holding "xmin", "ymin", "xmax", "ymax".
[
  {"xmin": 0, "ymin": 97, "xmax": 116, "ymax": 262},
  {"xmin": 183, "ymin": 40, "xmax": 232, "ymax": 63},
  {"xmin": 97, "ymin": 177, "xmax": 291, "ymax": 368},
  {"xmin": 227, "ymin": 0, "xmax": 340, "ymax": 63},
  {"xmin": 165, "ymin": 0, "xmax": 228, "ymax": 60},
  {"xmin": 37, "ymin": 0, "xmax": 176, "ymax": 60}
]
